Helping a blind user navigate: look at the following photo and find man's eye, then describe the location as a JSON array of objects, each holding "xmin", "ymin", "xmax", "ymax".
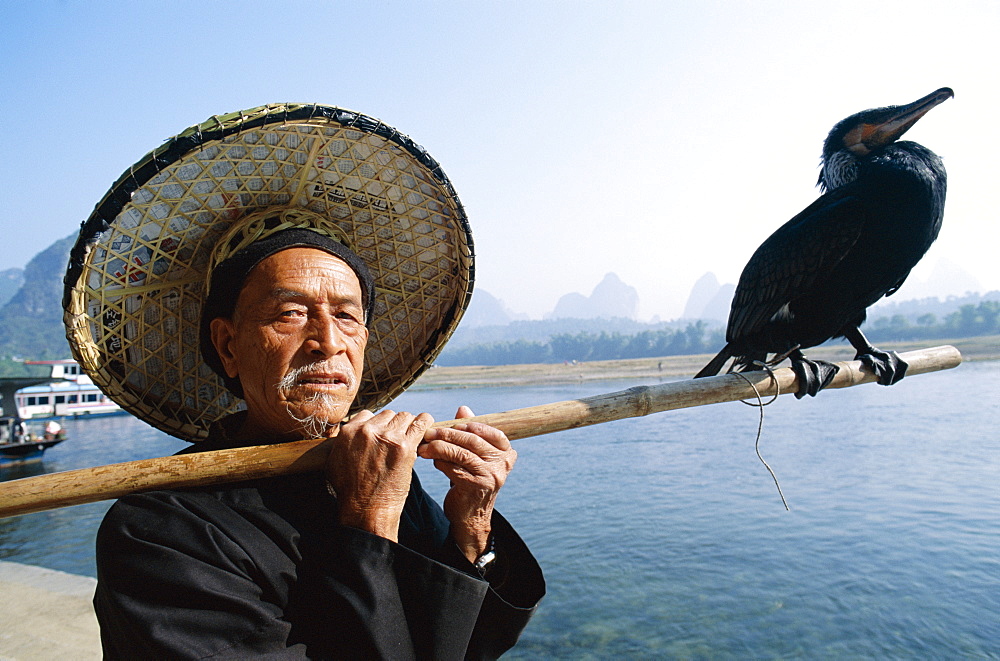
[
  {"xmin": 278, "ymin": 309, "xmax": 305, "ymax": 319},
  {"xmin": 335, "ymin": 308, "xmax": 363, "ymax": 321}
]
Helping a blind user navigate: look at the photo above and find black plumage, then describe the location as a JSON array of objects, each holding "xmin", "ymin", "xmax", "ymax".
[{"xmin": 695, "ymin": 87, "xmax": 953, "ymax": 397}]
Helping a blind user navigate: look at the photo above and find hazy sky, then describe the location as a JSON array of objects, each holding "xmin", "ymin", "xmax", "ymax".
[{"xmin": 3, "ymin": 1, "xmax": 997, "ymax": 320}]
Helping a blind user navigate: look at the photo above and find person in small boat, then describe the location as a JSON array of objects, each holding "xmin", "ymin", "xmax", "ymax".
[
  {"xmin": 44, "ymin": 420, "xmax": 62, "ymax": 440},
  {"xmin": 93, "ymin": 229, "xmax": 545, "ymax": 659},
  {"xmin": 11, "ymin": 418, "xmax": 27, "ymax": 443}
]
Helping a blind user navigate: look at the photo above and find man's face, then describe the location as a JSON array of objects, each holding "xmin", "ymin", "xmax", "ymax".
[{"xmin": 210, "ymin": 247, "xmax": 369, "ymax": 439}]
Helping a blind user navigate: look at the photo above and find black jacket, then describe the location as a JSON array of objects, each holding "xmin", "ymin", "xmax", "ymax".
[{"xmin": 94, "ymin": 435, "xmax": 544, "ymax": 659}]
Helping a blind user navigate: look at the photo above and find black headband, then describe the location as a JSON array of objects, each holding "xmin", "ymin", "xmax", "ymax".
[{"xmin": 199, "ymin": 228, "xmax": 376, "ymax": 398}]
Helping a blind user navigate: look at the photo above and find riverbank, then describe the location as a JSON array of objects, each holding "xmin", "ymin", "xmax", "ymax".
[
  {"xmin": 0, "ymin": 561, "xmax": 100, "ymax": 660},
  {"xmin": 413, "ymin": 336, "xmax": 998, "ymax": 389}
]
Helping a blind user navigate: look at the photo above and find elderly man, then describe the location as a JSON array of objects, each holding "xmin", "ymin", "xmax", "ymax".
[{"xmin": 93, "ymin": 229, "xmax": 545, "ymax": 659}]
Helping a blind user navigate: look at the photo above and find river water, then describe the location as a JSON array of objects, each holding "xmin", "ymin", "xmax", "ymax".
[{"xmin": 2, "ymin": 360, "xmax": 998, "ymax": 658}]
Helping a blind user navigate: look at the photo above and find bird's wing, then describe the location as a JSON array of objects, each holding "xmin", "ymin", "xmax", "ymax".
[
  {"xmin": 727, "ymin": 189, "xmax": 869, "ymax": 341},
  {"xmin": 883, "ymin": 272, "xmax": 912, "ymax": 298}
]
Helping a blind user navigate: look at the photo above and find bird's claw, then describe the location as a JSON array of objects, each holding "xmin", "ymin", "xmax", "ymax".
[
  {"xmin": 858, "ymin": 350, "xmax": 908, "ymax": 386},
  {"xmin": 791, "ymin": 358, "xmax": 839, "ymax": 399}
]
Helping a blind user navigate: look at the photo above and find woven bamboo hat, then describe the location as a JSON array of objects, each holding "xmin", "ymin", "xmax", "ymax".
[{"xmin": 63, "ymin": 104, "xmax": 474, "ymax": 442}]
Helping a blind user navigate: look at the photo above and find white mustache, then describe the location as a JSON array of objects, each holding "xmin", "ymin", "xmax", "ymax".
[{"xmin": 277, "ymin": 361, "xmax": 354, "ymax": 392}]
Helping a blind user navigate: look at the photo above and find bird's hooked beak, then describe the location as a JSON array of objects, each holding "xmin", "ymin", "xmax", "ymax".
[{"xmin": 844, "ymin": 87, "xmax": 954, "ymax": 156}]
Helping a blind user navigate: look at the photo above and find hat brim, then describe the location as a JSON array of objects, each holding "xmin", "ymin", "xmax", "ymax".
[{"xmin": 64, "ymin": 104, "xmax": 474, "ymax": 442}]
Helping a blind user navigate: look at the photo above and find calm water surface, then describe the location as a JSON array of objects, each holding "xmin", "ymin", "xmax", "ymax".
[{"xmin": 2, "ymin": 360, "xmax": 998, "ymax": 658}]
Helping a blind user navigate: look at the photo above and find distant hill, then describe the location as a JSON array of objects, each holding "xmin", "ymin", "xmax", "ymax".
[
  {"xmin": 681, "ymin": 272, "xmax": 734, "ymax": 323},
  {"xmin": 702, "ymin": 284, "xmax": 735, "ymax": 322},
  {"xmin": 682, "ymin": 272, "xmax": 722, "ymax": 320},
  {"xmin": 461, "ymin": 289, "xmax": 527, "ymax": 328},
  {"xmin": 547, "ymin": 272, "xmax": 638, "ymax": 320},
  {"xmin": 0, "ymin": 268, "xmax": 24, "ymax": 307},
  {"xmin": 0, "ymin": 234, "xmax": 76, "ymax": 360}
]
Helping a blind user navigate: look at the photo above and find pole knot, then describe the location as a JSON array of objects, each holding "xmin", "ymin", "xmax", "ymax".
[{"xmin": 627, "ymin": 385, "xmax": 652, "ymax": 417}]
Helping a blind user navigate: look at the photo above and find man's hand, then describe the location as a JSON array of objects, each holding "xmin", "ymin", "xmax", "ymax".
[
  {"xmin": 419, "ymin": 406, "xmax": 516, "ymax": 563},
  {"xmin": 327, "ymin": 409, "xmax": 434, "ymax": 542}
]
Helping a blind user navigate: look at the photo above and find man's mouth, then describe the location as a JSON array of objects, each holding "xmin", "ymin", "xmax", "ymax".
[
  {"xmin": 296, "ymin": 373, "xmax": 348, "ymax": 387},
  {"xmin": 277, "ymin": 363, "xmax": 353, "ymax": 392}
]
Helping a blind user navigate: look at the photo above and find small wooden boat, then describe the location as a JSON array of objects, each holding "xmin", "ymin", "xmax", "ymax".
[
  {"xmin": 0, "ymin": 437, "xmax": 65, "ymax": 466},
  {"xmin": 0, "ymin": 417, "xmax": 65, "ymax": 467}
]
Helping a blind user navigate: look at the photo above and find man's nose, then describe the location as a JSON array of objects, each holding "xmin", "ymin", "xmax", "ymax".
[{"xmin": 305, "ymin": 316, "xmax": 347, "ymax": 356}]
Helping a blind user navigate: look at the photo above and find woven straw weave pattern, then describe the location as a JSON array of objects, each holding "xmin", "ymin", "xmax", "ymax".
[{"xmin": 65, "ymin": 107, "xmax": 473, "ymax": 441}]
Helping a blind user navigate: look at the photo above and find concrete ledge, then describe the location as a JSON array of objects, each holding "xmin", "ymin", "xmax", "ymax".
[{"xmin": 0, "ymin": 561, "xmax": 100, "ymax": 660}]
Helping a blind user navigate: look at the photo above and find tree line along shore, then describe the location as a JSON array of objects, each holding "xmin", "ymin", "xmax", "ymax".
[
  {"xmin": 413, "ymin": 336, "xmax": 999, "ymax": 389},
  {"xmin": 435, "ymin": 299, "xmax": 1000, "ymax": 368}
]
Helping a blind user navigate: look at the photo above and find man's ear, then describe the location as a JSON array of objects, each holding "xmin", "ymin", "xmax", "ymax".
[{"xmin": 210, "ymin": 317, "xmax": 241, "ymax": 379}]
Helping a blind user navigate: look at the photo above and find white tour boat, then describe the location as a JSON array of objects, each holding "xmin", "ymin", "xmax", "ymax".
[{"xmin": 12, "ymin": 360, "xmax": 122, "ymax": 419}]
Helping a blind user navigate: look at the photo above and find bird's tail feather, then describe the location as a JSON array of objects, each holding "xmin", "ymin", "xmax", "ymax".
[{"xmin": 694, "ymin": 345, "xmax": 732, "ymax": 379}]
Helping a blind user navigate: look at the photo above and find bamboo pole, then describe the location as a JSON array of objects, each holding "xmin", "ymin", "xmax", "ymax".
[{"xmin": 0, "ymin": 345, "xmax": 961, "ymax": 518}]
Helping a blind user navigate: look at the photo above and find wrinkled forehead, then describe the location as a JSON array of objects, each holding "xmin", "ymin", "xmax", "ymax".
[
  {"xmin": 206, "ymin": 228, "xmax": 376, "ymax": 325},
  {"xmin": 235, "ymin": 247, "xmax": 365, "ymax": 306}
]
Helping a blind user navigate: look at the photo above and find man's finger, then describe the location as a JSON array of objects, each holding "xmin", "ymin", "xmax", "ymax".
[
  {"xmin": 424, "ymin": 427, "xmax": 495, "ymax": 457},
  {"xmin": 440, "ymin": 422, "xmax": 512, "ymax": 451},
  {"xmin": 408, "ymin": 412, "xmax": 434, "ymax": 437},
  {"xmin": 373, "ymin": 410, "xmax": 429, "ymax": 433},
  {"xmin": 418, "ymin": 440, "xmax": 485, "ymax": 470}
]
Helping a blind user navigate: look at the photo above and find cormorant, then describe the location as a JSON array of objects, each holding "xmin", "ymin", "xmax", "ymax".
[{"xmin": 695, "ymin": 87, "xmax": 953, "ymax": 397}]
